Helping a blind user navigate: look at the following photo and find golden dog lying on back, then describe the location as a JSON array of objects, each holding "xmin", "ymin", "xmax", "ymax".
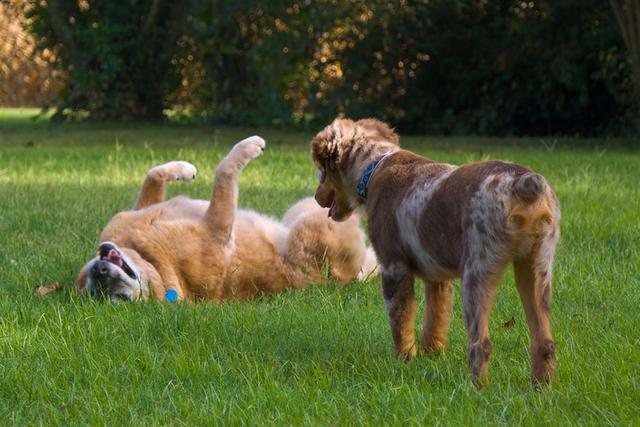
[
  {"xmin": 311, "ymin": 119, "xmax": 560, "ymax": 386},
  {"xmin": 76, "ymin": 136, "xmax": 377, "ymax": 303}
]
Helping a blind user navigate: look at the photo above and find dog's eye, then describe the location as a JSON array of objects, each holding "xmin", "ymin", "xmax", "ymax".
[{"xmin": 318, "ymin": 170, "xmax": 326, "ymax": 184}]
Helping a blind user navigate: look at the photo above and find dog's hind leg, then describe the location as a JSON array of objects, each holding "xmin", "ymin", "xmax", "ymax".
[
  {"xmin": 461, "ymin": 264, "xmax": 506, "ymax": 387},
  {"xmin": 514, "ymin": 228, "xmax": 559, "ymax": 386},
  {"xmin": 204, "ymin": 136, "xmax": 265, "ymax": 242},
  {"xmin": 381, "ymin": 263, "xmax": 417, "ymax": 359},
  {"xmin": 421, "ymin": 280, "xmax": 454, "ymax": 355},
  {"xmin": 282, "ymin": 207, "xmax": 367, "ymax": 286},
  {"xmin": 134, "ymin": 161, "xmax": 198, "ymax": 209}
]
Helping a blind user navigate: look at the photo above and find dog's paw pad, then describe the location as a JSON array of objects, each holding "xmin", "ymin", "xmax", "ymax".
[
  {"xmin": 172, "ymin": 161, "xmax": 198, "ymax": 181},
  {"xmin": 233, "ymin": 136, "xmax": 266, "ymax": 161},
  {"xmin": 148, "ymin": 161, "xmax": 197, "ymax": 181}
]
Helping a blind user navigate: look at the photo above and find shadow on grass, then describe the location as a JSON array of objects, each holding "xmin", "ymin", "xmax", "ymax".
[{"xmin": 1, "ymin": 108, "xmax": 638, "ymax": 152}]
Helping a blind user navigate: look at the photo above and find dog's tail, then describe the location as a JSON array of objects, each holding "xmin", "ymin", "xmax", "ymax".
[{"xmin": 512, "ymin": 172, "xmax": 547, "ymax": 204}]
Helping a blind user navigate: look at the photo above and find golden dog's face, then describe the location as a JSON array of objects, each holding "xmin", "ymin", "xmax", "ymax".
[{"xmin": 76, "ymin": 242, "xmax": 147, "ymax": 303}]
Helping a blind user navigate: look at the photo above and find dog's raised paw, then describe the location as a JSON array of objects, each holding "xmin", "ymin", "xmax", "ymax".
[
  {"xmin": 148, "ymin": 161, "xmax": 197, "ymax": 181},
  {"xmin": 232, "ymin": 136, "xmax": 266, "ymax": 161}
]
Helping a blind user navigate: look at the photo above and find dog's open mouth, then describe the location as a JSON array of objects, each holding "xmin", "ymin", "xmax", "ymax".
[
  {"xmin": 324, "ymin": 190, "xmax": 337, "ymax": 218},
  {"xmin": 97, "ymin": 243, "xmax": 137, "ymax": 279},
  {"xmin": 328, "ymin": 198, "xmax": 337, "ymax": 218}
]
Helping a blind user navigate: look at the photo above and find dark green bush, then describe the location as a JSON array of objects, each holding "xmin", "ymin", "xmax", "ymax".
[
  {"xmin": 295, "ymin": 0, "xmax": 633, "ymax": 135},
  {"xmin": 27, "ymin": 0, "xmax": 192, "ymax": 120},
  {"xmin": 25, "ymin": 0, "xmax": 635, "ymax": 135}
]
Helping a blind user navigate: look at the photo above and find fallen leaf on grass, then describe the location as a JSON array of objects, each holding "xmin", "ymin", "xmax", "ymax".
[
  {"xmin": 503, "ymin": 316, "xmax": 516, "ymax": 329},
  {"xmin": 33, "ymin": 282, "xmax": 63, "ymax": 297}
]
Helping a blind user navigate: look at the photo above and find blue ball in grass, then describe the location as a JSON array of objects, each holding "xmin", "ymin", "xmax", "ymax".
[{"xmin": 165, "ymin": 289, "xmax": 178, "ymax": 302}]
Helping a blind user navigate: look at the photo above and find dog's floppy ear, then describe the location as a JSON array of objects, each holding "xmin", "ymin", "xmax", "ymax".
[
  {"xmin": 311, "ymin": 119, "xmax": 353, "ymax": 171},
  {"xmin": 355, "ymin": 118, "xmax": 399, "ymax": 145},
  {"xmin": 75, "ymin": 263, "xmax": 89, "ymax": 292}
]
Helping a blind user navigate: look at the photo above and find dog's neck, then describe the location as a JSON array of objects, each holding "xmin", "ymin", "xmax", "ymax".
[
  {"xmin": 346, "ymin": 146, "xmax": 398, "ymax": 202},
  {"xmin": 137, "ymin": 274, "xmax": 151, "ymax": 300},
  {"xmin": 122, "ymin": 249, "xmax": 158, "ymax": 301},
  {"xmin": 356, "ymin": 152, "xmax": 394, "ymax": 201}
]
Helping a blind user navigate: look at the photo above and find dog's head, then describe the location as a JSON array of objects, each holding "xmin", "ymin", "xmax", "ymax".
[
  {"xmin": 310, "ymin": 118, "xmax": 399, "ymax": 221},
  {"xmin": 75, "ymin": 242, "xmax": 153, "ymax": 303}
]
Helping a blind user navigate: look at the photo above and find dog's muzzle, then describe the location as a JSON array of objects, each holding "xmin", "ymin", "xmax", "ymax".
[{"xmin": 87, "ymin": 242, "xmax": 142, "ymax": 302}]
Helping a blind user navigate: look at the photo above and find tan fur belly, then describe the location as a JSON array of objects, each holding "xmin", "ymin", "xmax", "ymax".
[{"xmin": 220, "ymin": 212, "xmax": 290, "ymax": 299}]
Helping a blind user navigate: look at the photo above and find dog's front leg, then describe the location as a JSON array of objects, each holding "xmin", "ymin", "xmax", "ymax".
[
  {"xmin": 381, "ymin": 263, "xmax": 417, "ymax": 360},
  {"xmin": 204, "ymin": 136, "xmax": 265, "ymax": 241},
  {"xmin": 134, "ymin": 161, "xmax": 197, "ymax": 210},
  {"xmin": 151, "ymin": 265, "xmax": 186, "ymax": 302}
]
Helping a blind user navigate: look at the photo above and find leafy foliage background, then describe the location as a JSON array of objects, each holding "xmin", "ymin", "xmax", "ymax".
[
  {"xmin": 0, "ymin": 0, "xmax": 63, "ymax": 107},
  {"xmin": 5, "ymin": 0, "xmax": 636, "ymax": 135}
]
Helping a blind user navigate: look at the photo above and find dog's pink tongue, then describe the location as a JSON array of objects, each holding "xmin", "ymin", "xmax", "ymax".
[
  {"xmin": 107, "ymin": 249, "xmax": 123, "ymax": 266},
  {"xmin": 328, "ymin": 199, "xmax": 336, "ymax": 218}
]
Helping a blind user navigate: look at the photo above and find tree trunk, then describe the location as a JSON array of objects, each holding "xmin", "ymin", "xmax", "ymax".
[{"xmin": 46, "ymin": 0, "xmax": 81, "ymax": 71}]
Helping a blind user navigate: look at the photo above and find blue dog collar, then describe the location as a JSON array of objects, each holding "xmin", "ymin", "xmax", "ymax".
[{"xmin": 356, "ymin": 153, "xmax": 391, "ymax": 201}]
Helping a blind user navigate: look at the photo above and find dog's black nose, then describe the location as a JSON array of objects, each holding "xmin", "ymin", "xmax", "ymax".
[{"xmin": 91, "ymin": 260, "xmax": 110, "ymax": 277}]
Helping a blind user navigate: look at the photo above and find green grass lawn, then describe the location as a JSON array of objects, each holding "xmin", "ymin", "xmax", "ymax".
[{"xmin": 0, "ymin": 108, "xmax": 639, "ymax": 424}]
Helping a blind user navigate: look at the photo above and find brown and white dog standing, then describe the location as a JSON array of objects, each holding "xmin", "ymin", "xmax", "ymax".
[
  {"xmin": 311, "ymin": 119, "xmax": 560, "ymax": 386},
  {"xmin": 76, "ymin": 136, "xmax": 377, "ymax": 304}
]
